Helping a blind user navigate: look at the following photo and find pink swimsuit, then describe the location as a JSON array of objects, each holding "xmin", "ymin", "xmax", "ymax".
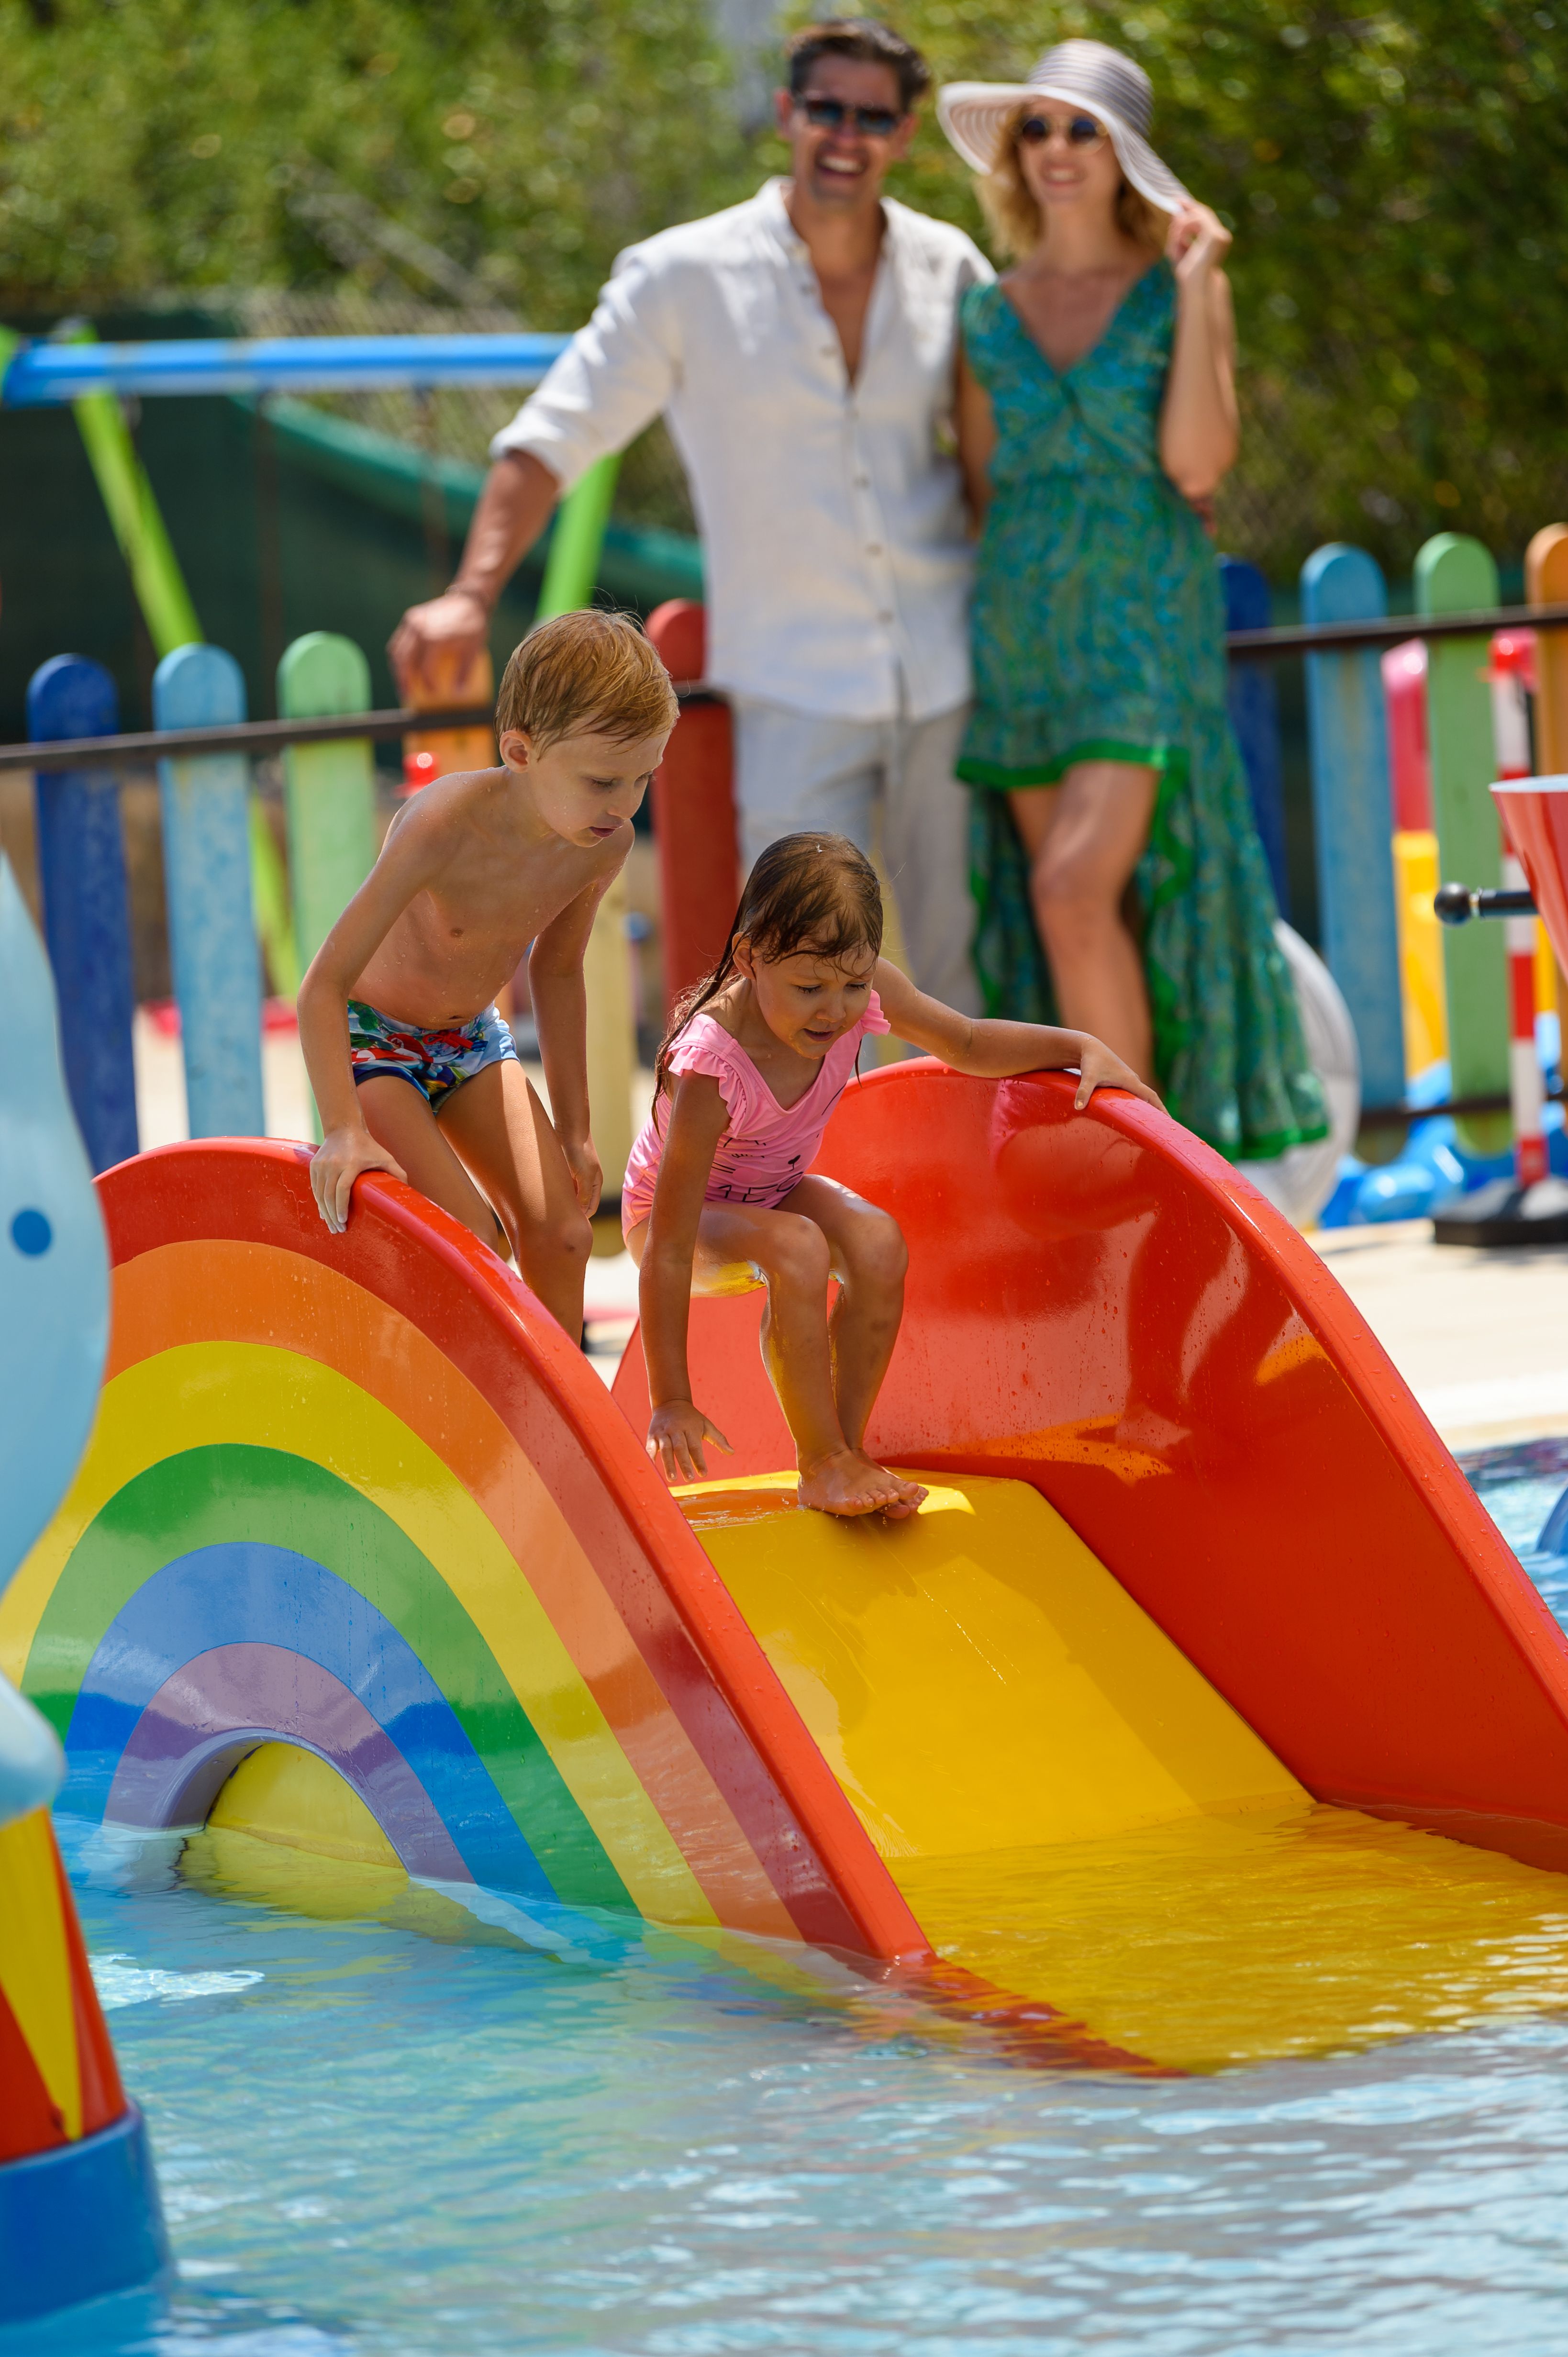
[{"xmin": 621, "ymin": 994, "xmax": 891, "ymax": 1238}]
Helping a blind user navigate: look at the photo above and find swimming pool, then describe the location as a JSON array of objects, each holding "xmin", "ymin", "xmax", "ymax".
[{"xmin": 21, "ymin": 1442, "xmax": 1568, "ymax": 2357}]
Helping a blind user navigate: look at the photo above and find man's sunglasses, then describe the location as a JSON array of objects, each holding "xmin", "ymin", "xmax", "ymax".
[
  {"xmin": 798, "ymin": 95, "xmax": 905, "ymax": 137},
  {"xmin": 1018, "ymin": 111, "xmax": 1109, "ymax": 149}
]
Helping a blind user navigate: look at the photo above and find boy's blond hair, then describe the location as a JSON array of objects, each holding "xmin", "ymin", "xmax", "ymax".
[{"xmin": 496, "ymin": 609, "xmax": 679, "ymax": 750}]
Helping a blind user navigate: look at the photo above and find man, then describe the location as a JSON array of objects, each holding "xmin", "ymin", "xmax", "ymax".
[{"xmin": 390, "ymin": 18, "xmax": 991, "ymax": 1011}]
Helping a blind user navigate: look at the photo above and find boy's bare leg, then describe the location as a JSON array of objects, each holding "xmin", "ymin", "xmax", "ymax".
[
  {"xmin": 630, "ymin": 1198, "xmax": 922, "ymax": 1518},
  {"xmin": 436, "ymin": 1059, "xmax": 591, "ymax": 1336},
  {"xmin": 356, "ymin": 1074, "xmax": 510, "ymax": 1252}
]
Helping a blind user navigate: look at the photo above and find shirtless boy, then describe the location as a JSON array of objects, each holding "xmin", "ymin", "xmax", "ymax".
[{"xmin": 299, "ymin": 610, "xmax": 678, "ymax": 1335}]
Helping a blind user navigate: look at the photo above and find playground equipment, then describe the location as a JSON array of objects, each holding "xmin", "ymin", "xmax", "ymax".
[
  {"xmin": 1433, "ymin": 770, "xmax": 1568, "ymax": 1243},
  {"xmin": 11, "ymin": 1067, "xmax": 1568, "ymax": 2073},
  {"xmin": 0, "ymin": 859, "xmax": 168, "ymax": 2325}
]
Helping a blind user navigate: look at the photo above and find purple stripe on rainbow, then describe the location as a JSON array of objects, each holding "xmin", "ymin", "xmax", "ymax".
[{"xmin": 105, "ymin": 1643, "xmax": 474, "ymax": 1882}]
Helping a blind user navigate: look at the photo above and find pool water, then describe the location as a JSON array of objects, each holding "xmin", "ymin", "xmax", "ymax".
[{"xmin": 20, "ymin": 1443, "xmax": 1568, "ymax": 2357}]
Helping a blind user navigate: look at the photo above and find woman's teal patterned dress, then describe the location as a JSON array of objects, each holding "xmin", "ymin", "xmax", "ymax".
[{"xmin": 959, "ymin": 262, "xmax": 1326, "ymax": 1160}]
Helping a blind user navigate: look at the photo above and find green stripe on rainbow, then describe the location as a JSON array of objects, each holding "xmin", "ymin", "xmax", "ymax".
[{"xmin": 25, "ymin": 1444, "xmax": 633, "ymax": 1912}]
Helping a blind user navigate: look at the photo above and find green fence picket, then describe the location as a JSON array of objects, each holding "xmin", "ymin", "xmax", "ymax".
[
  {"xmin": 278, "ymin": 633, "xmax": 379, "ymax": 974},
  {"xmin": 1415, "ymin": 533, "xmax": 1509, "ymax": 1155}
]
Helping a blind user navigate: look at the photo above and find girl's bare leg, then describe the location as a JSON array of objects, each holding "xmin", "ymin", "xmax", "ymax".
[
  {"xmin": 629, "ymin": 1197, "xmax": 924, "ymax": 1518},
  {"xmin": 1009, "ymin": 760, "xmax": 1160, "ymax": 1080},
  {"xmin": 774, "ymin": 1175, "xmax": 908, "ymax": 1452},
  {"xmin": 435, "ymin": 1059, "xmax": 592, "ymax": 1336}
]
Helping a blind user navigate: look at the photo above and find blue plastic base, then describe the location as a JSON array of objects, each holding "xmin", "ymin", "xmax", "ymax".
[{"xmin": 0, "ymin": 2105, "xmax": 170, "ymax": 2325}]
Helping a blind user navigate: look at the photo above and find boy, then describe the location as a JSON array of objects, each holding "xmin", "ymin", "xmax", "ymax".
[{"xmin": 299, "ymin": 609, "xmax": 678, "ymax": 1336}]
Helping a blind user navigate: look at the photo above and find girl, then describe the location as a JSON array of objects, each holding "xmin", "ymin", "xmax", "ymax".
[
  {"xmin": 936, "ymin": 40, "xmax": 1326, "ymax": 1162},
  {"xmin": 623, "ymin": 834, "xmax": 1159, "ymax": 1519}
]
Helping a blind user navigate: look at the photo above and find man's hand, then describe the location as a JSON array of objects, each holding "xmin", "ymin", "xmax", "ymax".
[
  {"xmin": 647, "ymin": 1400, "xmax": 734, "ymax": 1485},
  {"xmin": 1073, "ymin": 1040, "xmax": 1164, "ymax": 1114},
  {"xmin": 560, "ymin": 1135, "xmax": 604, "ymax": 1219},
  {"xmin": 388, "ymin": 585, "xmax": 491, "ymax": 700},
  {"xmin": 310, "ymin": 1125, "xmax": 409, "ymax": 1236}
]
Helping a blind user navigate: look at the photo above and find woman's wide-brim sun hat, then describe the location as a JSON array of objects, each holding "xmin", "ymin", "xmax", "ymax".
[{"xmin": 938, "ymin": 38, "xmax": 1191, "ymax": 215}]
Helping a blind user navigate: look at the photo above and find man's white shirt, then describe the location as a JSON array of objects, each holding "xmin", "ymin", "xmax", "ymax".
[{"xmin": 491, "ymin": 180, "xmax": 992, "ymax": 723}]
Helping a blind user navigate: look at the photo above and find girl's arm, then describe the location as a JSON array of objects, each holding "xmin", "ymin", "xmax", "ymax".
[
  {"xmin": 954, "ymin": 341, "xmax": 996, "ymax": 532},
  {"xmin": 640, "ymin": 1073, "xmax": 734, "ymax": 1484},
  {"xmin": 871, "ymin": 961, "xmax": 1165, "ymax": 1113},
  {"xmin": 1158, "ymin": 204, "xmax": 1239, "ymax": 502},
  {"xmin": 298, "ymin": 811, "xmax": 446, "ymax": 1233},
  {"xmin": 527, "ymin": 850, "xmax": 624, "ymax": 1216}
]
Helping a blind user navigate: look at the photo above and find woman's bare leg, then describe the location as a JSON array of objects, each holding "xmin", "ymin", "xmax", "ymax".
[
  {"xmin": 628, "ymin": 1198, "xmax": 924, "ymax": 1518},
  {"xmin": 436, "ymin": 1060, "xmax": 592, "ymax": 1336},
  {"xmin": 1009, "ymin": 759, "xmax": 1160, "ymax": 1078}
]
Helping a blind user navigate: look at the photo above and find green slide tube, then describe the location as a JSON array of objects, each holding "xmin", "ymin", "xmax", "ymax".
[{"xmin": 535, "ymin": 455, "xmax": 621, "ymax": 622}]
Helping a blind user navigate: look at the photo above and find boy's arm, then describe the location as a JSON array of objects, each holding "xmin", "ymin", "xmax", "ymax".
[
  {"xmin": 871, "ymin": 960, "xmax": 1165, "ymax": 1113},
  {"xmin": 297, "ymin": 812, "xmax": 445, "ymax": 1232},
  {"xmin": 640, "ymin": 1074, "xmax": 734, "ymax": 1484},
  {"xmin": 527, "ymin": 857, "xmax": 623, "ymax": 1215}
]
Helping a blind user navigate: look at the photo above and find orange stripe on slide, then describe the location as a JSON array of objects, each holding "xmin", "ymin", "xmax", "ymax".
[{"xmin": 108, "ymin": 1240, "xmax": 800, "ymax": 1942}]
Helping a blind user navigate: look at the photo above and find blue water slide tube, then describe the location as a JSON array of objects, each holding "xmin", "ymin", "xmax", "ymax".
[{"xmin": 0, "ymin": 333, "xmax": 572, "ymax": 405}]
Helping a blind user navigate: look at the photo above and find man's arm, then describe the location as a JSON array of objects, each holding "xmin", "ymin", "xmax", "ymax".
[
  {"xmin": 389, "ymin": 249, "xmax": 682, "ymax": 693},
  {"xmin": 389, "ymin": 451, "xmax": 560, "ymax": 696}
]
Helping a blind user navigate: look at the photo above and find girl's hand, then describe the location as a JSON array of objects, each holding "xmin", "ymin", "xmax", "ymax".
[
  {"xmin": 647, "ymin": 1400, "xmax": 734, "ymax": 1486},
  {"xmin": 561, "ymin": 1136, "xmax": 603, "ymax": 1218},
  {"xmin": 1166, "ymin": 201, "xmax": 1232, "ymax": 287},
  {"xmin": 1073, "ymin": 1040, "xmax": 1165, "ymax": 1114},
  {"xmin": 311, "ymin": 1126, "xmax": 408, "ymax": 1236}
]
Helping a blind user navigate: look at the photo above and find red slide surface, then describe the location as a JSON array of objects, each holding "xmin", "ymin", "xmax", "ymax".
[{"xmin": 614, "ymin": 1063, "xmax": 1568, "ymax": 1869}]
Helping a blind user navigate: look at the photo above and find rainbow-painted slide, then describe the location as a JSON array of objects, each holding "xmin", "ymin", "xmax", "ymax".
[{"xmin": 11, "ymin": 1066, "xmax": 1568, "ymax": 2073}]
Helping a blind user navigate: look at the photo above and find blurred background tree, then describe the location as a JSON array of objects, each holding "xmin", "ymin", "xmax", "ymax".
[{"xmin": 1, "ymin": 0, "xmax": 1563, "ymax": 581}]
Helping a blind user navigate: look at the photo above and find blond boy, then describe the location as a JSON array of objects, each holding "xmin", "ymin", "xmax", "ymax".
[{"xmin": 299, "ymin": 610, "xmax": 678, "ymax": 1335}]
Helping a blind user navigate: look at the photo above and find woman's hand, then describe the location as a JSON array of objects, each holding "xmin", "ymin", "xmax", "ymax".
[
  {"xmin": 1166, "ymin": 201, "xmax": 1233, "ymax": 289},
  {"xmin": 310, "ymin": 1126, "xmax": 408, "ymax": 1236},
  {"xmin": 647, "ymin": 1400, "xmax": 734, "ymax": 1486},
  {"xmin": 1072, "ymin": 1039, "xmax": 1165, "ymax": 1113},
  {"xmin": 560, "ymin": 1135, "xmax": 603, "ymax": 1218}
]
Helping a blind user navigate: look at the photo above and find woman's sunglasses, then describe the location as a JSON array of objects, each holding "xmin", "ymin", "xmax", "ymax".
[
  {"xmin": 1018, "ymin": 111, "xmax": 1109, "ymax": 150},
  {"xmin": 798, "ymin": 95, "xmax": 904, "ymax": 138}
]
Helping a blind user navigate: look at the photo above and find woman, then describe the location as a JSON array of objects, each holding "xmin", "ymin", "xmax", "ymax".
[{"xmin": 939, "ymin": 40, "xmax": 1325, "ymax": 1159}]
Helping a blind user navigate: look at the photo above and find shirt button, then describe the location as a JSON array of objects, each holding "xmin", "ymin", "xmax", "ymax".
[
  {"xmin": 855, "ymin": 474, "xmax": 869, "ymax": 487},
  {"xmin": 867, "ymin": 543, "xmax": 883, "ymax": 556},
  {"xmin": 878, "ymin": 610, "xmax": 893, "ymax": 624}
]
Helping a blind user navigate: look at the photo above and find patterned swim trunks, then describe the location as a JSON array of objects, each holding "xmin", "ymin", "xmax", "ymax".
[{"xmin": 347, "ymin": 998, "xmax": 518, "ymax": 1111}]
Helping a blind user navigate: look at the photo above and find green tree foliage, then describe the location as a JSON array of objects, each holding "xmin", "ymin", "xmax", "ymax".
[
  {"xmin": 0, "ymin": 0, "xmax": 752, "ymax": 327},
  {"xmin": 2, "ymin": 0, "xmax": 1562, "ymax": 575},
  {"xmin": 850, "ymin": 0, "xmax": 1568, "ymax": 575}
]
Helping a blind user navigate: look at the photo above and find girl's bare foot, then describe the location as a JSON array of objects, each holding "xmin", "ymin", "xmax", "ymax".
[{"xmin": 797, "ymin": 1447, "xmax": 928, "ymax": 1520}]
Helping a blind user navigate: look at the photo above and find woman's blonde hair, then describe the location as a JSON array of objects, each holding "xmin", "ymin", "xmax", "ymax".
[{"xmin": 978, "ymin": 101, "xmax": 1169, "ymax": 260}]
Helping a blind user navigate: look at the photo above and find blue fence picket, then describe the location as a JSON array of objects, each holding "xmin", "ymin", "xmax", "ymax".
[
  {"xmin": 152, "ymin": 646, "xmax": 265, "ymax": 1138},
  {"xmin": 1219, "ymin": 556, "xmax": 1288, "ymax": 916},
  {"xmin": 1299, "ymin": 544, "xmax": 1405, "ymax": 1109},
  {"xmin": 26, "ymin": 656, "xmax": 139, "ymax": 1173}
]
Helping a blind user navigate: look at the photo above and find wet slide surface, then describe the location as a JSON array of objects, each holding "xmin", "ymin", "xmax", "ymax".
[{"xmin": 678, "ymin": 1474, "xmax": 1568, "ymax": 2072}]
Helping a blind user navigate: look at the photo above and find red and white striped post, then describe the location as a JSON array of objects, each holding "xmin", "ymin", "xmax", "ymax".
[{"xmin": 1490, "ymin": 629, "xmax": 1547, "ymax": 1186}]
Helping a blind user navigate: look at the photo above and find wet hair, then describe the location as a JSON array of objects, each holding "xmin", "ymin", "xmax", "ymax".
[
  {"xmin": 980, "ymin": 98, "xmax": 1169, "ymax": 259},
  {"xmin": 655, "ymin": 832, "xmax": 884, "ymax": 1095},
  {"xmin": 785, "ymin": 19, "xmax": 931, "ymax": 115},
  {"xmin": 495, "ymin": 608, "xmax": 678, "ymax": 751}
]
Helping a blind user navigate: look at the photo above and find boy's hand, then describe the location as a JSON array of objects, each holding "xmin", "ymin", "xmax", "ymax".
[
  {"xmin": 561, "ymin": 1136, "xmax": 603, "ymax": 1218},
  {"xmin": 1073, "ymin": 1040, "xmax": 1165, "ymax": 1114},
  {"xmin": 311, "ymin": 1126, "xmax": 409, "ymax": 1236},
  {"xmin": 647, "ymin": 1401, "xmax": 734, "ymax": 1486}
]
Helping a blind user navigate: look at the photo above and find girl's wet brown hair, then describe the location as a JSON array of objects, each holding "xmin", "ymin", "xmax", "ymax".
[{"xmin": 655, "ymin": 833, "xmax": 884, "ymax": 1095}]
